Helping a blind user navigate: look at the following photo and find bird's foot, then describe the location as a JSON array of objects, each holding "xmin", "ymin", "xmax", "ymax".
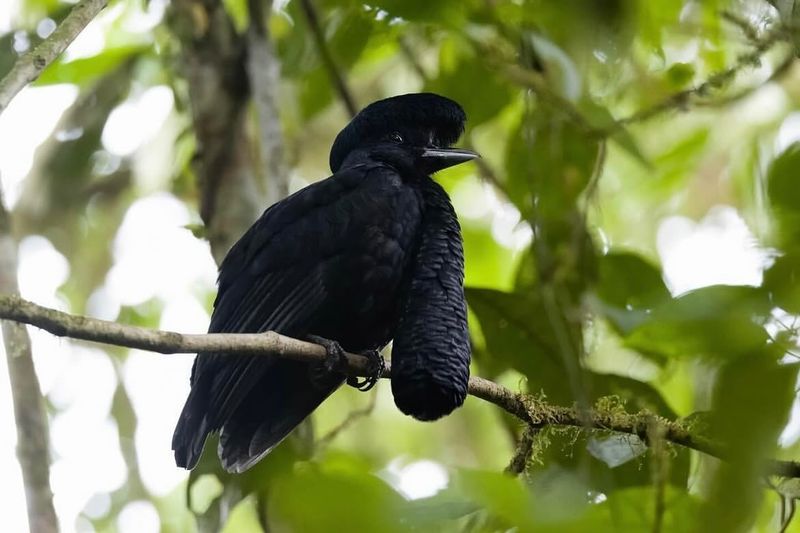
[
  {"xmin": 308, "ymin": 335, "xmax": 348, "ymax": 389},
  {"xmin": 347, "ymin": 349, "xmax": 385, "ymax": 392},
  {"xmin": 306, "ymin": 336, "xmax": 384, "ymax": 392}
]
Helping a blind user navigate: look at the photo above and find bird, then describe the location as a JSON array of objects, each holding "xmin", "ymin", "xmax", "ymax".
[{"xmin": 172, "ymin": 92, "xmax": 476, "ymax": 473}]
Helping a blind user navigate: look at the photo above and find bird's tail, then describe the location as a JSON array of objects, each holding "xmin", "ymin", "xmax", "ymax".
[
  {"xmin": 174, "ymin": 359, "xmax": 341, "ymax": 473},
  {"xmin": 172, "ymin": 386, "xmax": 213, "ymax": 470},
  {"xmin": 216, "ymin": 360, "xmax": 340, "ymax": 473}
]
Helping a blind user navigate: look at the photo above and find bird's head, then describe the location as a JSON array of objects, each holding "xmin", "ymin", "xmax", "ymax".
[{"xmin": 329, "ymin": 93, "xmax": 479, "ymax": 175}]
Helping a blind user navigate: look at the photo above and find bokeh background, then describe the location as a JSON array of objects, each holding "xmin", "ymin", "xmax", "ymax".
[{"xmin": 3, "ymin": 0, "xmax": 800, "ymax": 531}]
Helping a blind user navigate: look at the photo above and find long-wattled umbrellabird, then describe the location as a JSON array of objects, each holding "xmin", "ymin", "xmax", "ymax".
[{"xmin": 172, "ymin": 93, "xmax": 477, "ymax": 473}]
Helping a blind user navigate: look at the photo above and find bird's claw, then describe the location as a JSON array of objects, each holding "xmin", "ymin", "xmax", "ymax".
[
  {"xmin": 307, "ymin": 335, "xmax": 384, "ymax": 392},
  {"xmin": 347, "ymin": 349, "xmax": 385, "ymax": 392},
  {"xmin": 308, "ymin": 335, "xmax": 349, "ymax": 389}
]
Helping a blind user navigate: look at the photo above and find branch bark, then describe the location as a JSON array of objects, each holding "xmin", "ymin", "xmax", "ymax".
[
  {"xmin": 0, "ymin": 0, "xmax": 108, "ymax": 115},
  {"xmin": 0, "ymin": 199, "xmax": 58, "ymax": 533},
  {"xmin": 2, "ymin": 293, "xmax": 799, "ymax": 479},
  {"xmin": 168, "ymin": 0, "xmax": 263, "ymax": 262}
]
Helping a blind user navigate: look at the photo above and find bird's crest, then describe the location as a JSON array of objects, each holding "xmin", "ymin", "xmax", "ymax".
[{"xmin": 329, "ymin": 93, "xmax": 466, "ymax": 172}]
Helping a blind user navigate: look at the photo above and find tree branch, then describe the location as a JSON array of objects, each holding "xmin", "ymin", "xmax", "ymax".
[
  {"xmin": 316, "ymin": 390, "xmax": 377, "ymax": 450},
  {"xmin": 0, "ymin": 199, "xmax": 58, "ymax": 533},
  {"xmin": 0, "ymin": 0, "xmax": 113, "ymax": 529},
  {"xmin": 168, "ymin": 0, "xmax": 262, "ymax": 262},
  {"xmin": 0, "ymin": 0, "xmax": 108, "ymax": 115},
  {"xmin": 608, "ymin": 26, "xmax": 792, "ymax": 132},
  {"xmin": 2, "ymin": 294, "xmax": 800, "ymax": 479},
  {"xmin": 504, "ymin": 426, "xmax": 536, "ymax": 476}
]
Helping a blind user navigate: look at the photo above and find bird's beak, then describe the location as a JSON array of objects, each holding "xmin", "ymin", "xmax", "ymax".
[{"xmin": 420, "ymin": 147, "xmax": 480, "ymax": 171}]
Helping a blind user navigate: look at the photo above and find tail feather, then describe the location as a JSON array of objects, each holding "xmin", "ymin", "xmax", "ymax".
[
  {"xmin": 172, "ymin": 387, "xmax": 213, "ymax": 469},
  {"xmin": 217, "ymin": 360, "xmax": 341, "ymax": 473}
]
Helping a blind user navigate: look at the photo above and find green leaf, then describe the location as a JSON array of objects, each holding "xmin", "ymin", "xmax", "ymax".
[
  {"xmin": 584, "ymin": 486, "xmax": 700, "ymax": 532},
  {"xmin": 189, "ymin": 474, "xmax": 224, "ymax": 515},
  {"xmin": 466, "ymin": 287, "xmax": 562, "ymax": 392},
  {"xmin": 269, "ymin": 457, "xmax": 407, "ymax": 533},
  {"xmin": 665, "ymin": 62, "xmax": 695, "ymax": 88},
  {"xmin": 36, "ymin": 45, "xmax": 147, "ymax": 87},
  {"xmin": 504, "ymin": 110, "xmax": 600, "ymax": 221},
  {"xmin": 403, "ymin": 488, "xmax": 478, "ymax": 527},
  {"xmin": 768, "ymin": 143, "xmax": 800, "ymax": 249},
  {"xmin": 298, "ymin": 67, "xmax": 335, "ymax": 119},
  {"xmin": 364, "ymin": 0, "xmax": 475, "ymax": 24},
  {"xmin": 467, "ymin": 287, "xmax": 677, "ymax": 415},
  {"xmin": 454, "ymin": 469, "xmax": 537, "ymax": 530},
  {"xmin": 580, "ymin": 100, "xmax": 649, "ymax": 168},
  {"xmin": 764, "ymin": 252, "xmax": 800, "ymax": 314},
  {"xmin": 700, "ymin": 353, "xmax": 797, "ymax": 530},
  {"xmin": 118, "ymin": 298, "xmax": 164, "ymax": 328},
  {"xmin": 623, "ymin": 285, "xmax": 771, "ymax": 359},
  {"xmin": 326, "ymin": 7, "xmax": 376, "ymax": 67},
  {"xmin": 462, "ymin": 220, "xmax": 519, "ymax": 291},
  {"xmin": 650, "ymin": 128, "xmax": 709, "ymax": 193},
  {"xmin": 425, "ymin": 38, "xmax": 515, "ymax": 127},
  {"xmin": 592, "ymin": 251, "xmax": 671, "ymax": 348},
  {"xmin": 283, "ymin": 4, "xmax": 377, "ymax": 118},
  {"xmin": 221, "ymin": 495, "xmax": 263, "ymax": 533}
]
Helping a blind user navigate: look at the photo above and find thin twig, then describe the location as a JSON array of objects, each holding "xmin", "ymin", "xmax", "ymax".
[
  {"xmin": 0, "ymin": 0, "xmax": 108, "ymax": 115},
  {"xmin": 463, "ymin": 138, "xmax": 513, "ymax": 201},
  {"xmin": 504, "ymin": 426, "xmax": 536, "ymax": 476},
  {"xmin": 721, "ymin": 10, "xmax": 763, "ymax": 44},
  {"xmin": 298, "ymin": 0, "xmax": 358, "ymax": 117},
  {"xmin": 316, "ymin": 391, "xmax": 378, "ymax": 450},
  {"xmin": 649, "ymin": 418, "xmax": 668, "ymax": 533},
  {"xmin": 694, "ymin": 51, "xmax": 796, "ymax": 109},
  {"xmin": 2, "ymin": 294, "xmax": 800, "ymax": 479},
  {"xmin": 398, "ymin": 36, "xmax": 430, "ymax": 81}
]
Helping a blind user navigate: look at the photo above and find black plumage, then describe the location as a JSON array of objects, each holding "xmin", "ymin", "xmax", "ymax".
[{"xmin": 172, "ymin": 93, "xmax": 475, "ymax": 473}]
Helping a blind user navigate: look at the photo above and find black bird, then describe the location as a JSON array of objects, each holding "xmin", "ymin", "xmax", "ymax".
[{"xmin": 173, "ymin": 93, "xmax": 476, "ymax": 473}]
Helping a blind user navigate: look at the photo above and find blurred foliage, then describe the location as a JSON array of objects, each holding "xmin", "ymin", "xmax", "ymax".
[{"xmin": 4, "ymin": 0, "xmax": 800, "ymax": 531}]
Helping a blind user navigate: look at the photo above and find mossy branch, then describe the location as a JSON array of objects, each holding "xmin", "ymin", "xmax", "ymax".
[
  {"xmin": 610, "ymin": 25, "xmax": 794, "ymax": 131},
  {"xmin": 2, "ymin": 294, "xmax": 799, "ymax": 478}
]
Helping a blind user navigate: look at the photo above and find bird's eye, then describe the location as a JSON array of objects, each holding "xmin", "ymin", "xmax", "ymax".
[{"xmin": 390, "ymin": 132, "xmax": 403, "ymax": 144}]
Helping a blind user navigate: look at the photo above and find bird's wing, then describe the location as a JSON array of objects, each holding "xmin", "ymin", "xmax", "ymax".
[{"xmin": 173, "ymin": 168, "xmax": 367, "ymax": 469}]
